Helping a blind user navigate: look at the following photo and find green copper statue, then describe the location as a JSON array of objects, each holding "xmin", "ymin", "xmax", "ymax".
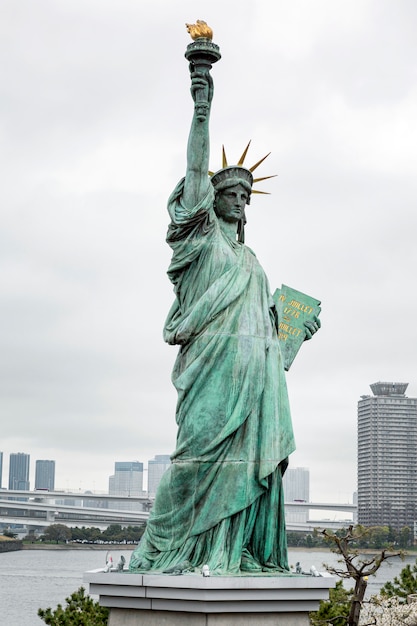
[{"xmin": 129, "ymin": 22, "xmax": 320, "ymax": 576}]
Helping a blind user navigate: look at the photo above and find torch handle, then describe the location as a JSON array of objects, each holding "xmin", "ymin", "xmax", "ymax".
[{"xmin": 190, "ymin": 61, "xmax": 211, "ymax": 121}]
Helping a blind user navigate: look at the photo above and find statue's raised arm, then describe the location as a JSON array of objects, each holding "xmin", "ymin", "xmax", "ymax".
[
  {"xmin": 182, "ymin": 22, "xmax": 221, "ymax": 209},
  {"xmin": 182, "ymin": 68, "xmax": 212, "ymax": 208}
]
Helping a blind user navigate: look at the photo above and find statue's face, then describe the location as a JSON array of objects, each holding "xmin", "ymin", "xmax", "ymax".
[{"xmin": 214, "ymin": 184, "xmax": 249, "ymax": 223}]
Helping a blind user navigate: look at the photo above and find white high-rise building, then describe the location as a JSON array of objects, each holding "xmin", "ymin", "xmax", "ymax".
[
  {"xmin": 283, "ymin": 467, "xmax": 310, "ymax": 525},
  {"xmin": 358, "ymin": 382, "xmax": 417, "ymax": 531},
  {"xmin": 109, "ymin": 462, "xmax": 144, "ymax": 497},
  {"xmin": 283, "ymin": 467, "xmax": 310, "ymax": 503},
  {"xmin": 108, "ymin": 461, "xmax": 145, "ymax": 512},
  {"xmin": 8, "ymin": 452, "xmax": 30, "ymax": 491},
  {"xmin": 148, "ymin": 455, "xmax": 171, "ymax": 496},
  {"xmin": 35, "ymin": 460, "xmax": 55, "ymax": 491}
]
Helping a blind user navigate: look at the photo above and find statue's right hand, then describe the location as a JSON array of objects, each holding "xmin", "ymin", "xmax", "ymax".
[
  {"xmin": 303, "ymin": 316, "xmax": 321, "ymax": 340},
  {"xmin": 190, "ymin": 69, "xmax": 213, "ymax": 104}
]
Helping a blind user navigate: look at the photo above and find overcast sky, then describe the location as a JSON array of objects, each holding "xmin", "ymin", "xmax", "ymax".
[{"xmin": 1, "ymin": 0, "xmax": 416, "ymax": 505}]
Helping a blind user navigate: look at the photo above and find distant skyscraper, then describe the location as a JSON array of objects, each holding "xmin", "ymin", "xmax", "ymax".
[
  {"xmin": 358, "ymin": 382, "xmax": 417, "ymax": 530},
  {"xmin": 147, "ymin": 455, "xmax": 171, "ymax": 496},
  {"xmin": 283, "ymin": 467, "xmax": 310, "ymax": 525},
  {"xmin": 8, "ymin": 452, "xmax": 30, "ymax": 490},
  {"xmin": 0, "ymin": 451, "xmax": 3, "ymax": 489},
  {"xmin": 283, "ymin": 467, "xmax": 310, "ymax": 503},
  {"xmin": 35, "ymin": 460, "xmax": 55, "ymax": 491},
  {"xmin": 109, "ymin": 461, "xmax": 144, "ymax": 497},
  {"xmin": 352, "ymin": 491, "xmax": 358, "ymax": 524}
]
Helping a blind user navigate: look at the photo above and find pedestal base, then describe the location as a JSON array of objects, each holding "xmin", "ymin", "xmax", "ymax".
[
  {"xmin": 85, "ymin": 570, "xmax": 334, "ymax": 626},
  {"xmin": 107, "ymin": 608, "xmax": 312, "ymax": 625}
]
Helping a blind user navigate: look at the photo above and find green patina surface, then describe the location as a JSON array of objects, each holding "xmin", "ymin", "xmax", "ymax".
[{"xmin": 129, "ymin": 26, "xmax": 319, "ymax": 576}]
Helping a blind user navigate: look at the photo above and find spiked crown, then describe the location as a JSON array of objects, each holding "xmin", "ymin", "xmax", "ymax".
[{"xmin": 209, "ymin": 141, "xmax": 276, "ymax": 195}]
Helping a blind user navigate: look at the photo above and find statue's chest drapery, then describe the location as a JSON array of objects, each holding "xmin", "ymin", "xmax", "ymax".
[{"xmin": 167, "ymin": 225, "xmax": 274, "ymax": 346}]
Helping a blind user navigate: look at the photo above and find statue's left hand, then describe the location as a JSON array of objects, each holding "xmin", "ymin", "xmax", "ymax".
[{"xmin": 304, "ymin": 316, "xmax": 321, "ymax": 340}]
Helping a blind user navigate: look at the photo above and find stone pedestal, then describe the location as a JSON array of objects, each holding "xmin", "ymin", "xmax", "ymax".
[{"xmin": 85, "ymin": 570, "xmax": 334, "ymax": 625}]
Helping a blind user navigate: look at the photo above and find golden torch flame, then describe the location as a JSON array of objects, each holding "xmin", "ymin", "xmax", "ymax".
[{"xmin": 186, "ymin": 20, "xmax": 213, "ymax": 41}]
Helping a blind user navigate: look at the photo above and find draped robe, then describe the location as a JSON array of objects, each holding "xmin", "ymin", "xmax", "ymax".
[{"xmin": 129, "ymin": 179, "xmax": 295, "ymax": 574}]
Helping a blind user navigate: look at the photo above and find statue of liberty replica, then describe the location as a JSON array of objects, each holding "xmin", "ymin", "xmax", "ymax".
[{"xmin": 130, "ymin": 21, "xmax": 320, "ymax": 576}]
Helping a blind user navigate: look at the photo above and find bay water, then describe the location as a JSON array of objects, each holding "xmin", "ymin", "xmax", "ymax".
[{"xmin": 0, "ymin": 547, "xmax": 414, "ymax": 626}]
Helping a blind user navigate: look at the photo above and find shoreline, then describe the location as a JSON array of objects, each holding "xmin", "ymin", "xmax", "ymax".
[
  {"xmin": 19, "ymin": 544, "xmax": 333, "ymax": 552},
  {"xmin": 21, "ymin": 543, "xmax": 136, "ymax": 550}
]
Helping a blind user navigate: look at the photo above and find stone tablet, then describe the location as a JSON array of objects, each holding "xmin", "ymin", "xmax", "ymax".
[{"xmin": 273, "ymin": 284, "xmax": 321, "ymax": 371}]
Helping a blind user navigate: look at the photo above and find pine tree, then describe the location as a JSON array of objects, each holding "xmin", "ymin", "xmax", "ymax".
[
  {"xmin": 381, "ymin": 561, "xmax": 417, "ymax": 601},
  {"xmin": 310, "ymin": 580, "xmax": 352, "ymax": 626},
  {"xmin": 38, "ymin": 587, "xmax": 109, "ymax": 625}
]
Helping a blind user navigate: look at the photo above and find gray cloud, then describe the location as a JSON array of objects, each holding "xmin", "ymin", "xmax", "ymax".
[{"xmin": 1, "ymin": 0, "xmax": 416, "ymax": 503}]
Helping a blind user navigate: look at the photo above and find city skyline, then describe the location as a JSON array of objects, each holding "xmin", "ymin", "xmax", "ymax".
[
  {"xmin": 1, "ymin": 447, "xmax": 355, "ymax": 505},
  {"xmin": 1, "ymin": 1, "xmax": 417, "ymax": 503},
  {"xmin": 1, "ymin": 448, "xmax": 352, "ymax": 505},
  {"xmin": 0, "ymin": 451, "xmax": 175, "ymax": 495}
]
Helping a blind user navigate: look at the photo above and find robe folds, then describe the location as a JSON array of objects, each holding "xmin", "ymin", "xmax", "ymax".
[{"xmin": 129, "ymin": 179, "xmax": 295, "ymax": 574}]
